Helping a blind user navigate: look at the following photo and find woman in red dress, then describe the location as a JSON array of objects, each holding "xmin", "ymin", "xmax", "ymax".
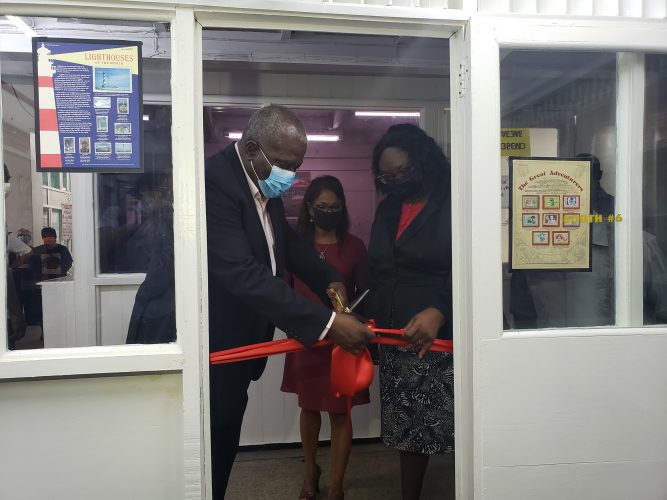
[{"xmin": 281, "ymin": 175, "xmax": 369, "ymax": 500}]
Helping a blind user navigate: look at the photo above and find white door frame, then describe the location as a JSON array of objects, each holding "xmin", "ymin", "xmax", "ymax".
[{"xmin": 192, "ymin": 8, "xmax": 472, "ymax": 500}]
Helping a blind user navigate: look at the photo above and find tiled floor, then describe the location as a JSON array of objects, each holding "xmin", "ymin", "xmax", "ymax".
[{"xmin": 227, "ymin": 442, "xmax": 455, "ymax": 500}]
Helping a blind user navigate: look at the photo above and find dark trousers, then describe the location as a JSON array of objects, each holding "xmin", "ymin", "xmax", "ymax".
[{"xmin": 209, "ymin": 361, "xmax": 257, "ymax": 499}]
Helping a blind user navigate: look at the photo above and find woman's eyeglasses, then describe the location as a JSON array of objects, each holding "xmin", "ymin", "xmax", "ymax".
[
  {"xmin": 376, "ymin": 165, "xmax": 415, "ymax": 185},
  {"xmin": 311, "ymin": 203, "xmax": 343, "ymax": 213}
]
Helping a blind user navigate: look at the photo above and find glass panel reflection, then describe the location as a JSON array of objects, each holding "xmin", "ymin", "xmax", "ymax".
[
  {"xmin": 642, "ymin": 54, "xmax": 667, "ymax": 325},
  {"xmin": 501, "ymin": 50, "xmax": 618, "ymax": 329},
  {"xmin": 2, "ymin": 16, "xmax": 173, "ymax": 348}
]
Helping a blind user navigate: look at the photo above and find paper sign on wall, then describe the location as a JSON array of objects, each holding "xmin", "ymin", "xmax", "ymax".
[{"xmin": 501, "ymin": 128, "xmax": 531, "ymax": 157}]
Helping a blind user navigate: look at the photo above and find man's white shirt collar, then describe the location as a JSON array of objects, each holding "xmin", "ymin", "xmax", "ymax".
[{"xmin": 235, "ymin": 142, "xmax": 265, "ymax": 205}]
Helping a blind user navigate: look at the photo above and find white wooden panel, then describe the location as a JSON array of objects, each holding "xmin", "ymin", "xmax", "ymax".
[
  {"xmin": 41, "ymin": 281, "xmax": 77, "ymax": 348},
  {"xmin": 479, "ymin": 334, "xmax": 667, "ymax": 467},
  {"xmin": 482, "ymin": 461, "xmax": 667, "ymax": 500},
  {"xmin": 567, "ymin": 0, "xmax": 595, "ymax": 15},
  {"xmin": 479, "ymin": 0, "xmax": 667, "ymax": 17},
  {"xmin": 98, "ymin": 285, "xmax": 140, "ymax": 346},
  {"xmin": 537, "ymin": 0, "xmax": 568, "ymax": 14},
  {"xmin": 511, "ymin": 0, "xmax": 538, "ymax": 13},
  {"xmin": 0, "ymin": 374, "xmax": 183, "ymax": 500},
  {"xmin": 644, "ymin": 0, "xmax": 667, "ymax": 18},
  {"xmin": 479, "ymin": 0, "xmax": 511, "ymax": 11},
  {"xmin": 593, "ymin": 0, "xmax": 620, "ymax": 16}
]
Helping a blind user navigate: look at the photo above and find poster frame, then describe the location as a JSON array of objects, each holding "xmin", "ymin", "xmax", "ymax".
[
  {"xmin": 32, "ymin": 37, "xmax": 144, "ymax": 174},
  {"xmin": 508, "ymin": 156, "xmax": 594, "ymax": 272}
]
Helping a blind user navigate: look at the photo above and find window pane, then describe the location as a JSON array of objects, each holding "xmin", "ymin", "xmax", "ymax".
[
  {"xmin": 501, "ymin": 51, "xmax": 617, "ymax": 330},
  {"xmin": 97, "ymin": 104, "xmax": 172, "ymax": 274},
  {"xmin": 51, "ymin": 208, "xmax": 62, "ymax": 244},
  {"xmin": 49, "ymin": 172, "xmax": 61, "ymax": 189},
  {"xmin": 643, "ymin": 54, "xmax": 667, "ymax": 325},
  {"xmin": 2, "ymin": 16, "xmax": 173, "ymax": 349}
]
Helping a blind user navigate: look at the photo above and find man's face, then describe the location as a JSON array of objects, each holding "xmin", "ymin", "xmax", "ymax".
[
  {"xmin": 42, "ymin": 235, "xmax": 56, "ymax": 247},
  {"xmin": 244, "ymin": 132, "xmax": 307, "ymax": 180}
]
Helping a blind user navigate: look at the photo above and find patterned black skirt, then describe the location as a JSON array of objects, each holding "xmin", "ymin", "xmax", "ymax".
[{"xmin": 379, "ymin": 345, "xmax": 454, "ymax": 454}]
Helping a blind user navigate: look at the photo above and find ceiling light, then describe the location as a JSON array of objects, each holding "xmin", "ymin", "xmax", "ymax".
[
  {"xmin": 354, "ymin": 111, "xmax": 420, "ymax": 118},
  {"xmin": 226, "ymin": 133, "xmax": 339, "ymax": 142},
  {"xmin": 6, "ymin": 15, "xmax": 37, "ymax": 38},
  {"xmin": 307, "ymin": 134, "xmax": 339, "ymax": 142}
]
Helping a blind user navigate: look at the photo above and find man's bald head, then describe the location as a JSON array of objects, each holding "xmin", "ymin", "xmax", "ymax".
[{"xmin": 242, "ymin": 105, "xmax": 307, "ymax": 147}]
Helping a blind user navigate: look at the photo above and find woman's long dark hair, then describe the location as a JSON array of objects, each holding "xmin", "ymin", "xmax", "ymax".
[
  {"xmin": 371, "ymin": 123, "xmax": 451, "ymax": 199},
  {"xmin": 297, "ymin": 175, "xmax": 350, "ymax": 245}
]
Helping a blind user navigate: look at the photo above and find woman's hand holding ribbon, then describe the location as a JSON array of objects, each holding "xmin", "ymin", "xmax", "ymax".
[{"xmin": 403, "ymin": 307, "xmax": 446, "ymax": 358}]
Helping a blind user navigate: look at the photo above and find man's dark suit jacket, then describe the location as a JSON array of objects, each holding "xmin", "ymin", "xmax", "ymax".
[{"xmin": 205, "ymin": 143, "xmax": 339, "ymax": 379}]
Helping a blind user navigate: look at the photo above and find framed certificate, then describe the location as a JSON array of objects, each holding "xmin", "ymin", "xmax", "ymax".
[{"xmin": 509, "ymin": 157, "xmax": 593, "ymax": 271}]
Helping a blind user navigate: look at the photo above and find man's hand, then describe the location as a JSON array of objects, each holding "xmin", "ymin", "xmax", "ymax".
[
  {"xmin": 403, "ymin": 307, "xmax": 446, "ymax": 358},
  {"xmin": 326, "ymin": 282, "xmax": 348, "ymax": 313},
  {"xmin": 328, "ymin": 313, "xmax": 374, "ymax": 355}
]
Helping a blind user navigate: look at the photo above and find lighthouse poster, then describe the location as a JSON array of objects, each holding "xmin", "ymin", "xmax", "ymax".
[{"xmin": 32, "ymin": 38, "xmax": 143, "ymax": 172}]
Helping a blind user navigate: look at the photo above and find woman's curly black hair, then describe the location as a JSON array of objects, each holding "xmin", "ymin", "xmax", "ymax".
[{"xmin": 371, "ymin": 123, "xmax": 451, "ymax": 198}]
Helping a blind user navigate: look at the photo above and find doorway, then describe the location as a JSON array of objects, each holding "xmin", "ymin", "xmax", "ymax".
[{"xmin": 201, "ymin": 28, "xmax": 455, "ymax": 499}]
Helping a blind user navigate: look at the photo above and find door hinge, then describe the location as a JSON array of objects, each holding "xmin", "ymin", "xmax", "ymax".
[{"xmin": 457, "ymin": 59, "xmax": 469, "ymax": 98}]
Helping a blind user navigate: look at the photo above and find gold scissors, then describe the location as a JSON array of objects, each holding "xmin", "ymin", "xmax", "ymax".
[{"xmin": 332, "ymin": 289, "xmax": 369, "ymax": 314}]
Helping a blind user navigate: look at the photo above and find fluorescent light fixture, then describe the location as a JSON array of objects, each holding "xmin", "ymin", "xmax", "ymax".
[
  {"xmin": 6, "ymin": 15, "xmax": 37, "ymax": 38},
  {"xmin": 354, "ymin": 111, "xmax": 420, "ymax": 118},
  {"xmin": 307, "ymin": 134, "xmax": 339, "ymax": 142},
  {"xmin": 226, "ymin": 133, "xmax": 339, "ymax": 142},
  {"xmin": 143, "ymin": 115, "xmax": 150, "ymax": 121}
]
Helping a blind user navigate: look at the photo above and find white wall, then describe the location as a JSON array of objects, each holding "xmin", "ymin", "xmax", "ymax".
[
  {"xmin": 478, "ymin": 333, "xmax": 667, "ymax": 500},
  {"xmin": 0, "ymin": 374, "xmax": 184, "ymax": 500}
]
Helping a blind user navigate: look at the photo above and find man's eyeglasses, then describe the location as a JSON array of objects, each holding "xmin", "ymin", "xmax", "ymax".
[
  {"xmin": 376, "ymin": 165, "xmax": 415, "ymax": 185},
  {"xmin": 311, "ymin": 203, "xmax": 343, "ymax": 213}
]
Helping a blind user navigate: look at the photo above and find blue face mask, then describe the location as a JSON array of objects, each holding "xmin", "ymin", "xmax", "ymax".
[{"xmin": 250, "ymin": 146, "xmax": 296, "ymax": 198}]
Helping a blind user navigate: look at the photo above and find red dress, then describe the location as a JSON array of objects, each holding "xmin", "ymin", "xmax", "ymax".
[{"xmin": 281, "ymin": 233, "xmax": 370, "ymax": 413}]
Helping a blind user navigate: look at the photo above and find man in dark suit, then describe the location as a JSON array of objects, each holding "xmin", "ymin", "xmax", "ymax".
[{"xmin": 206, "ymin": 105, "xmax": 373, "ymax": 498}]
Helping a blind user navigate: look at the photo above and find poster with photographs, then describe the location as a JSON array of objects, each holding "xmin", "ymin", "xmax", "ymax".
[
  {"xmin": 509, "ymin": 157, "xmax": 592, "ymax": 271},
  {"xmin": 32, "ymin": 37, "xmax": 143, "ymax": 172}
]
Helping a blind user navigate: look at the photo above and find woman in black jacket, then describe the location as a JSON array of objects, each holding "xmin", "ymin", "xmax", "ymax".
[{"xmin": 367, "ymin": 124, "xmax": 453, "ymax": 500}]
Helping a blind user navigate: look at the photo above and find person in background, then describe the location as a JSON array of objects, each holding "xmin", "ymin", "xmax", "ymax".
[
  {"xmin": 4, "ymin": 164, "xmax": 27, "ymax": 349},
  {"xmin": 29, "ymin": 227, "xmax": 73, "ymax": 282},
  {"xmin": 205, "ymin": 105, "xmax": 373, "ymax": 499},
  {"xmin": 281, "ymin": 175, "xmax": 369, "ymax": 500},
  {"xmin": 126, "ymin": 179, "xmax": 176, "ymax": 344},
  {"xmin": 366, "ymin": 124, "xmax": 454, "ymax": 500}
]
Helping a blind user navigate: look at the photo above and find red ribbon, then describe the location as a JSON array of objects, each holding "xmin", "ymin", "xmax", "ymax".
[{"xmin": 209, "ymin": 321, "xmax": 453, "ymax": 400}]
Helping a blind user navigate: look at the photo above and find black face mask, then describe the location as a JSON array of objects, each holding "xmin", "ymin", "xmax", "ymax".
[{"xmin": 312, "ymin": 206, "xmax": 343, "ymax": 231}]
